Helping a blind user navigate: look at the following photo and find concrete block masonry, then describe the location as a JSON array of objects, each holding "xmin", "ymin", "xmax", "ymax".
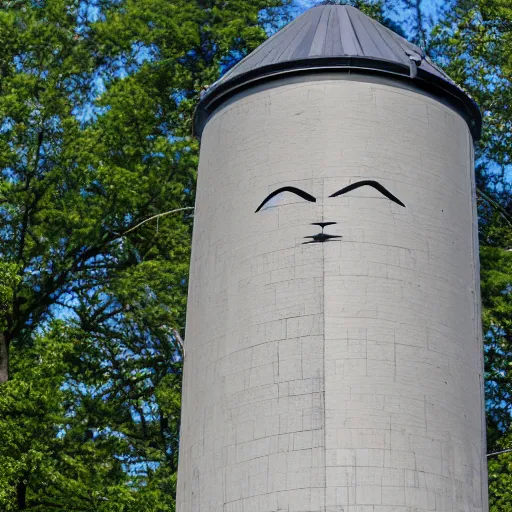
[{"xmin": 176, "ymin": 75, "xmax": 487, "ymax": 511}]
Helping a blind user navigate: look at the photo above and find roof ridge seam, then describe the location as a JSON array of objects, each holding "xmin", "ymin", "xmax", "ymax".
[
  {"xmin": 291, "ymin": 5, "xmax": 324, "ymax": 60},
  {"xmin": 273, "ymin": 14, "xmax": 313, "ymax": 63},
  {"xmin": 345, "ymin": 7, "xmax": 364, "ymax": 55},
  {"xmin": 366, "ymin": 17, "xmax": 410, "ymax": 66},
  {"xmin": 353, "ymin": 10, "xmax": 387, "ymax": 57},
  {"xmin": 323, "ymin": 7, "xmax": 333, "ymax": 57}
]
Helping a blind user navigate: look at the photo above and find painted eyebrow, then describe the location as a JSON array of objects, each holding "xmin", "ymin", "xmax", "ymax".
[
  {"xmin": 329, "ymin": 180, "xmax": 405, "ymax": 208},
  {"xmin": 255, "ymin": 186, "xmax": 317, "ymax": 213}
]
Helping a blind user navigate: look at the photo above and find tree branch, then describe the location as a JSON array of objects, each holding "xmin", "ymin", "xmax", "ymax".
[
  {"xmin": 113, "ymin": 207, "xmax": 195, "ymax": 239},
  {"xmin": 477, "ymin": 187, "xmax": 512, "ymax": 227}
]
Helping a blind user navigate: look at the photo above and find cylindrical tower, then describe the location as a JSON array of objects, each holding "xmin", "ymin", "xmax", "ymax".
[{"xmin": 177, "ymin": 5, "xmax": 487, "ymax": 512}]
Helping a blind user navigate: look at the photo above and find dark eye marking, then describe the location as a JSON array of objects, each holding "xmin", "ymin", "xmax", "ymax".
[
  {"xmin": 255, "ymin": 187, "xmax": 317, "ymax": 213},
  {"xmin": 329, "ymin": 180, "xmax": 405, "ymax": 208}
]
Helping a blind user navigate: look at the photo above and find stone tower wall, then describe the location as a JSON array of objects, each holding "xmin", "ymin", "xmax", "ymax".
[{"xmin": 176, "ymin": 75, "xmax": 488, "ymax": 512}]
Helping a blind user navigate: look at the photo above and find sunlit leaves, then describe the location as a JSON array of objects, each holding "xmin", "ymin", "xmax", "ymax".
[{"xmin": 0, "ymin": 0, "xmax": 289, "ymax": 510}]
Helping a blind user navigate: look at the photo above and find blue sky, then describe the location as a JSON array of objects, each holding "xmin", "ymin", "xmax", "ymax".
[{"xmin": 292, "ymin": 0, "xmax": 452, "ymax": 42}]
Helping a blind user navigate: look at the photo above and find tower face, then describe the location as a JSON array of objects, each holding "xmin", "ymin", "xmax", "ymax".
[{"xmin": 177, "ymin": 7, "xmax": 487, "ymax": 512}]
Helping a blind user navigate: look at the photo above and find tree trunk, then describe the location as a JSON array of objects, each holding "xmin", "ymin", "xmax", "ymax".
[
  {"xmin": 0, "ymin": 332, "xmax": 9, "ymax": 383},
  {"xmin": 17, "ymin": 480, "xmax": 27, "ymax": 510}
]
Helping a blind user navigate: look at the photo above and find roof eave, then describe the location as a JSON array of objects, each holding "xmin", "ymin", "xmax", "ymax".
[{"xmin": 193, "ymin": 57, "xmax": 482, "ymax": 141}]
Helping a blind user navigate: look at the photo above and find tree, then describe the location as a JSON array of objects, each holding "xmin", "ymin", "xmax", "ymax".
[
  {"xmin": 0, "ymin": 0, "xmax": 290, "ymax": 509},
  {"xmin": 431, "ymin": 0, "xmax": 512, "ymax": 508}
]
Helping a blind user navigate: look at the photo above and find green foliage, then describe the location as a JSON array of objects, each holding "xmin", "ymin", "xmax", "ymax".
[
  {"xmin": 489, "ymin": 442, "xmax": 512, "ymax": 512},
  {"xmin": 0, "ymin": 322, "xmax": 181, "ymax": 511},
  {"xmin": 0, "ymin": 324, "xmax": 73, "ymax": 511},
  {"xmin": 431, "ymin": 0, "xmax": 512, "ymax": 195},
  {"xmin": 0, "ymin": 263, "xmax": 19, "ymax": 331},
  {"xmin": 480, "ymin": 218, "xmax": 512, "ymax": 430},
  {"xmin": 0, "ymin": 0, "xmax": 290, "ymax": 509},
  {"xmin": 479, "ymin": 206, "xmax": 512, "ymax": 510}
]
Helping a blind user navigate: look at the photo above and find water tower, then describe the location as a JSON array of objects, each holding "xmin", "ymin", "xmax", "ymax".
[{"xmin": 177, "ymin": 5, "xmax": 487, "ymax": 511}]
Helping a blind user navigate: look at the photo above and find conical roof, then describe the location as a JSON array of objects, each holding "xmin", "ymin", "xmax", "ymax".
[{"xmin": 194, "ymin": 5, "xmax": 481, "ymax": 139}]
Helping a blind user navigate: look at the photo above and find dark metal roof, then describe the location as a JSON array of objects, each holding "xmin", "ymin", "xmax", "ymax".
[{"xmin": 194, "ymin": 5, "xmax": 481, "ymax": 139}]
